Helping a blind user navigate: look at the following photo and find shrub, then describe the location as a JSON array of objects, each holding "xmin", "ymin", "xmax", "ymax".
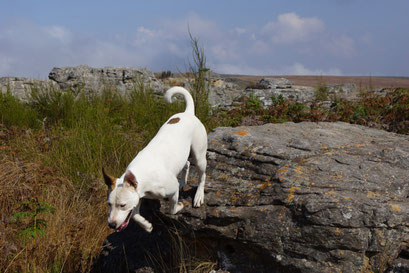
[
  {"xmin": 0, "ymin": 92, "xmax": 39, "ymax": 128},
  {"xmin": 315, "ymin": 80, "xmax": 329, "ymax": 101},
  {"xmin": 159, "ymin": 70, "xmax": 172, "ymax": 79},
  {"xmin": 188, "ymin": 31, "xmax": 211, "ymax": 127},
  {"xmin": 246, "ymin": 94, "xmax": 263, "ymax": 110}
]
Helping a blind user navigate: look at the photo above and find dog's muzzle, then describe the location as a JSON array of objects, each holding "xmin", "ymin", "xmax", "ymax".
[{"xmin": 113, "ymin": 209, "xmax": 134, "ymax": 232}]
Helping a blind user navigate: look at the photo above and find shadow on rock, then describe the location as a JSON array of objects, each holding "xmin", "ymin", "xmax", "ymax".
[{"xmin": 91, "ymin": 199, "xmax": 180, "ymax": 273}]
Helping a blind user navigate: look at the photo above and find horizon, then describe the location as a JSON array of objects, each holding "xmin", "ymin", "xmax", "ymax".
[{"xmin": 1, "ymin": 0, "xmax": 409, "ymax": 78}]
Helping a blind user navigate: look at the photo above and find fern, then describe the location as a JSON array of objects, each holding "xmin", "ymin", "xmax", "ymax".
[{"xmin": 12, "ymin": 200, "xmax": 55, "ymax": 245}]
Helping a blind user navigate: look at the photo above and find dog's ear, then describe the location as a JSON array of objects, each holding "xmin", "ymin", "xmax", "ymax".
[
  {"xmin": 102, "ymin": 167, "xmax": 116, "ymax": 189},
  {"xmin": 124, "ymin": 171, "xmax": 138, "ymax": 189}
]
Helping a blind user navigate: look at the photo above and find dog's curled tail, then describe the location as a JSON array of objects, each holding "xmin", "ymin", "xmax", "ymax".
[{"xmin": 164, "ymin": 87, "xmax": 195, "ymax": 115}]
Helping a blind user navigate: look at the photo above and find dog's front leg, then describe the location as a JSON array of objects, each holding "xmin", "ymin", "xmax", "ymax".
[{"xmin": 132, "ymin": 205, "xmax": 153, "ymax": 233}]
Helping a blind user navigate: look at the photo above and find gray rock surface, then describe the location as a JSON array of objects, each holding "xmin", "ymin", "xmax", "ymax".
[
  {"xmin": 198, "ymin": 122, "xmax": 409, "ymax": 272},
  {"xmin": 240, "ymin": 78, "xmax": 362, "ymax": 107},
  {"xmin": 0, "ymin": 77, "xmax": 57, "ymax": 100},
  {"xmin": 208, "ymin": 78, "xmax": 243, "ymax": 109},
  {"xmin": 161, "ymin": 73, "xmax": 243, "ymax": 109},
  {"xmin": 48, "ymin": 65, "xmax": 164, "ymax": 94},
  {"xmin": 327, "ymin": 83, "xmax": 358, "ymax": 100},
  {"xmin": 241, "ymin": 78, "xmax": 316, "ymax": 107},
  {"xmin": 94, "ymin": 122, "xmax": 409, "ymax": 273},
  {"xmin": 259, "ymin": 77, "xmax": 293, "ymax": 89}
]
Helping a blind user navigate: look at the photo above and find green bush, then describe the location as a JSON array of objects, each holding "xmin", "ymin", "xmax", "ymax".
[
  {"xmin": 0, "ymin": 92, "xmax": 39, "ymax": 128},
  {"xmin": 315, "ymin": 81, "xmax": 329, "ymax": 101},
  {"xmin": 188, "ymin": 31, "xmax": 211, "ymax": 126}
]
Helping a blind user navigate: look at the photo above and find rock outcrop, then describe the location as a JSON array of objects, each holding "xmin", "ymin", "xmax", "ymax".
[
  {"xmin": 0, "ymin": 77, "xmax": 57, "ymax": 100},
  {"xmin": 93, "ymin": 122, "xmax": 409, "ymax": 273},
  {"xmin": 1, "ymin": 65, "xmax": 243, "ymax": 108},
  {"xmin": 48, "ymin": 65, "xmax": 164, "ymax": 94},
  {"xmin": 156, "ymin": 72, "xmax": 243, "ymax": 109},
  {"xmin": 241, "ymin": 78, "xmax": 316, "ymax": 107},
  {"xmin": 2, "ymin": 66, "xmax": 366, "ymax": 109},
  {"xmin": 241, "ymin": 78, "xmax": 362, "ymax": 107}
]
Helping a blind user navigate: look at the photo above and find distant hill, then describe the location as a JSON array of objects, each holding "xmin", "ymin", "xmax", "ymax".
[{"xmin": 221, "ymin": 75, "xmax": 409, "ymax": 89}]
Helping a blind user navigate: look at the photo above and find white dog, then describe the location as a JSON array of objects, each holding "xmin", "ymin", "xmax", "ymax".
[{"xmin": 102, "ymin": 87, "xmax": 207, "ymax": 233}]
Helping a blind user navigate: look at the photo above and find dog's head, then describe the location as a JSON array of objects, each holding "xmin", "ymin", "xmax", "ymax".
[{"xmin": 102, "ymin": 168, "xmax": 140, "ymax": 232}]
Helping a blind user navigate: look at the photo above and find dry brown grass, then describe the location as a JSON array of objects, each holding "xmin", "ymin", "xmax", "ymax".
[{"xmin": 0, "ymin": 156, "xmax": 109, "ymax": 273}]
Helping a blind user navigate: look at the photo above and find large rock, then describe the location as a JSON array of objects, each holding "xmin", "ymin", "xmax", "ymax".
[
  {"xmin": 94, "ymin": 122, "xmax": 409, "ymax": 273},
  {"xmin": 0, "ymin": 77, "xmax": 58, "ymax": 100},
  {"xmin": 200, "ymin": 122, "xmax": 409, "ymax": 272},
  {"xmin": 241, "ymin": 78, "xmax": 316, "ymax": 107},
  {"xmin": 48, "ymin": 65, "xmax": 164, "ymax": 94},
  {"xmin": 161, "ymin": 72, "xmax": 243, "ymax": 109},
  {"xmin": 208, "ymin": 77, "xmax": 243, "ymax": 109}
]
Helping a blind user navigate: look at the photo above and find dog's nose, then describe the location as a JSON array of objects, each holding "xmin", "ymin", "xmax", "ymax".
[{"xmin": 108, "ymin": 222, "xmax": 116, "ymax": 229}]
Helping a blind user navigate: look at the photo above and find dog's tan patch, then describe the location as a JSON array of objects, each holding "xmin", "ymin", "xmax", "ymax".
[
  {"xmin": 167, "ymin": 117, "xmax": 180, "ymax": 124},
  {"xmin": 111, "ymin": 178, "xmax": 117, "ymax": 188},
  {"xmin": 102, "ymin": 167, "xmax": 117, "ymax": 189}
]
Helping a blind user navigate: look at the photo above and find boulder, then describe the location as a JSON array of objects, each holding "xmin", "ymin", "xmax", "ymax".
[
  {"xmin": 327, "ymin": 83, "xmax": 358, "ymax": 100},
  {"xmin": 240, "ymin": 78, "xmax": 316, "ymax": 107},
  {"xmin": 259, "ymin": 78, "xmax": 293, "ymax": 89},
  {"xmin": 93, "ymin": 122, "xmax": 409, "ymax": 273},
  {"xmin": 208, "ymin": 78, "xmax": 243, "ymax": 109},
  {"xmin": 48, "ymin": 66, "xmax": 243, "ymax": 108},
  {"xmin": 161, "ymin": 72, "xmax": 243, "ymax": 109},
  {"xmin": 0, "ymin": 77, "xmax": 58, "ymax": 101},
  {"xmin": 48, "ymin": 65, "xmax": 164, "ymax": 94}
]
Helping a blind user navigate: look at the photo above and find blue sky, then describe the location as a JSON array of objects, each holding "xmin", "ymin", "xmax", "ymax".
[{"xmin": 1, "ymin": 0, "xmax": 408, "ymax": 78}]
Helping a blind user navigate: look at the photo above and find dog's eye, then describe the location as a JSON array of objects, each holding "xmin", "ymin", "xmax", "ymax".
[{"xmin": 120, "ymin": 204, "xmax": 126, "ymax": 208}]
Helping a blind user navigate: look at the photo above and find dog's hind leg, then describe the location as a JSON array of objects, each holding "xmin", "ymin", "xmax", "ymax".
[
  {"xmin": 179, "ymin": 161, "xmax": 190, "ymax": 190},
  {"xmin": 169, "ymin": 177, "xmax": 184, "ymax": 214},
  {"xmin": 193, "ymin": 156, "xmax": 206, "ymax": 207},
  {"xmin": 191, "ymin": 132, "xmax": 207, "ymax": 208}
]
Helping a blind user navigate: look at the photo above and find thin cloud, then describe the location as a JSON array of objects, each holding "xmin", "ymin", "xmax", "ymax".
[
  {"xmin": 325, "ymin": 35, "xmax": 356, "ymax": 56},
  {"xmin": 261, "ymin": 13, "xmax": 325, "ymax": 44},
  {"xmin": 213, "ymin": 62, "xmax": 342, "ymax": 76}
]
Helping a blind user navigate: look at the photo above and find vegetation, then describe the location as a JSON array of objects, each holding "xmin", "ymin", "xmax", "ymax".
[
  {"xmin": 315, "ymin": 77, "xmax": 330, "ymax": 101},
  {"xmin": 212, "ymin": 88, "xmax": 409, "ymax": 135},
  {"xmin": 187, "ymin": 31, "xmax": 211, "ymax": 124},
  {"xmin": 12, "ymin": 200, "xmax": 55, "ymax": 245}
]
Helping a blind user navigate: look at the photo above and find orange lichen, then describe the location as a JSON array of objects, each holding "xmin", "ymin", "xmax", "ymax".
[
  {"xmin": 295, "ymin": 166, "xmax": 303, "ymax": 174},
  {"xmin": 286, "ymin": 186, "xmax": 300, "ymax": 203},
  {"xmin": 234, "ymin": 130, "xmax": 248, "ymax": 136},
  {"xmin": 334, "ymin": 228, "xmax": 342, "ymax": 234},
  {"xmin": 260, "ymin": 182, "xmax": 272, "ymax": 190},
  {"xmin": 391, "ymin": 204, "xmax": 401, "ymax": 212}
]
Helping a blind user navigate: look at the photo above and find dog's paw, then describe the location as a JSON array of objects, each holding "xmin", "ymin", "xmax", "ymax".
[
  {"xmin": 144, "ymin": 223, "xmax": 153, "ymax": 233},
  {"xmin": 171, "ymin": 201, "xmax": 184, "ymax": 214},
  {"xmin": 193, "ymin": 189, "xmax": 204, "ymax": 208}
]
